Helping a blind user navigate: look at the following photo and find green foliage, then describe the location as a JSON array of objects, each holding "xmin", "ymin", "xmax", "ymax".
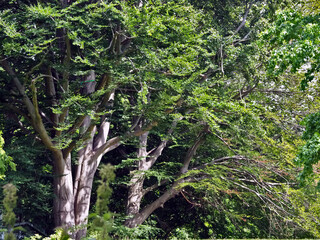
[
  {"xmin": 2, "ymin": 183, "xmax": 17, "ymax": 240},
  {"xmin": 295, "ymin": 112, "xmax": 320, "ymax": 186},
  {"xmin": 263, "ymin": 9, "xmax": 320, "ymax": 89},
  {"xmin": 169, "ymin": 227, "xmax": 192, "ymax": 240},
  {"xmin": 0, "ymin": 0, "xmax": 317, "ymax": 239},
  {"xmin": 24, "ymin": 228, "xmax": 71, "ymax": 240},
  {"xmin": 0, "ymin": 132, "xmax": 15, "ymax": 179},
  {"xmin": 288, "ymin": 186, "xmax": 320, "ymax": 238},
  {"xmin": 88, "ymin": 164, "xmax": 115, "ymax": 240},
  {"xmin": 0, "ymin": 136, "xmax": 53, "ymax": 235},
  {"xmin": 112, "ymin": 216, "xmax": 164, "ymax": 239}
]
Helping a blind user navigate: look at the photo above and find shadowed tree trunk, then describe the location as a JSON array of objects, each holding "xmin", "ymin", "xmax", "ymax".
[{"xmin": 124, "ymin": 123, "xmax": 208, "ymax": 228}]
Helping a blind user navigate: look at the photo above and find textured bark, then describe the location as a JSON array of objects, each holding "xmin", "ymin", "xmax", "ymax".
[
  {"xmin": 74, "ymin": 154, "xmax": 101, "ymax": 240},
  {"xmin": 124, "ymin": 120, "xmax": 178, "ymax": 226},
  {"xmin": 53, "ymin": 153, "xmax": 75, "ymax": 229},
  {"xmin": 126, "ymin": 174, "xmax": 146, "ymax": 216},
  {"xmin": 124, "ymin": 182, "xmax": 180, "ymax": 228},
  {"xmin": 126, "ymin": 131, "xmax": 149, "ymax": 217},
  {"xmin": 124, "ymin": 123, "xmax": 207, "ymax": 228},
  {"xmin": 72, "ymin": 74, "xmax": 114, "ymax": 240}
]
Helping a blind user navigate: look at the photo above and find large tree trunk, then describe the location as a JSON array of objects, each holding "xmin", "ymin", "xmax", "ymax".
[
  {"xmin": 52, "ymin": 153, "xmax": 75, "ymax": 229},
  {"xmin": 124, "ymin": 125, "xmax": 173, "ymax": 227},
  {"xmin": 126, "ymin": 173, "xmax": 145, "ymax": 216},
  {"xmin": 72, "ymin": 84, "xmax": 115, "ymax": 239},
  {"xmin": 73, "ymin": 155, "xmax": 100, "ymax": 240}
]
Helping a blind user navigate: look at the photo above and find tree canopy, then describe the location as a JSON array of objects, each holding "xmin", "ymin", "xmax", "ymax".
[{"xmin": 0, "ymin": 0, "xmax": 320, "ymax": 239}]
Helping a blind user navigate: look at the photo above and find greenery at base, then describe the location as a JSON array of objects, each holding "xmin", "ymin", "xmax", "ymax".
[
  {"xmin": 2, "ymin": 183, "xmax": 18, "ymax": 240},
  {"xmin": 87, "ymin": 164, "xmax": 115, "ymax": 240}
]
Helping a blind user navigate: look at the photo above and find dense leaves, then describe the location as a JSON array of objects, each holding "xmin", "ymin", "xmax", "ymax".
[
  {"xmin": 264, "ymin": 9, "xmax": 320, "ymax": 89},
  {"xmin": 0, "ymin": 133, "xmax": 15, "ymax": 179},
  {"xmin": 0, "ymin": 0, "xmax": 319, "ymax": 239}
]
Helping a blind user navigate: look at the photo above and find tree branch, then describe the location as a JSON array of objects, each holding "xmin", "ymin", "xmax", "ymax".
[
  {"xmin": 45, "ymin": 67, "xmax": 59, "ymax": 127},
  {"xmin": 59, "ymin": 34, "xmax": 72, "ymax": 124},
  {"xmin": 192, "ymin": 155, "xmax": 250, "ymax": 170},
  {"xmin": 142, "ymin": 179, "xmax": 169, "ymax": 196},
  {"xmin": 180, "ymin": 125, "xmax": 209, "ymax": 174},
  {"xmin": 93, "ymin": 90, "xmax": 115, "ymax": 150},
  {"xmin": 0, "ymin": 58, "xmax": 58, "ymax": 153},
  {"xmin": 234, "ymin": 0, "xmax": 254, "ymax": 35},
  {"xmin": 147, "ymin": 118, "xmax": 180, "ymax": 167}
]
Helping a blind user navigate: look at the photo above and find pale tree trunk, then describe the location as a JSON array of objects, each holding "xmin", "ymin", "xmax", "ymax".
[
  {"xmin": 74, "ymin": 152, "xmax": 102, "ymax": 240},
  {"xmin": 73, "ymin": 120, "xmax": 119, "ymax": 240},
  {"xmin": 124, "ymin": 125, "xmax": 208, "ymax": 228},
  {"xmin": 124, "ymin": 182, "xmax": 180, "ymax": 228},
  {"xmin": 124, "ymin": 120, "xmax": 178, "ymax": 227},
  {"xmin": 126, "ymin": 174, "xmax": 146, "ymax": 216},
  {"xmin": 53, "ymin": 152, "xmax": 75, "ymax": 229},
  {"xmin": 126, "ymin": 131, "xmax": 149, "ymax": 217},
  {"xmin": 73, "ymin": 126, "xmax": 105, "ymax": 239},
  {"xmin": 72, "ymin": 76, "xmax": 116, "ymax": 239}
]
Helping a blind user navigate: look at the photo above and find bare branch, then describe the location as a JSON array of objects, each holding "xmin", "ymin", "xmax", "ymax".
[
  {"xmin": 224, "ymin": 177, "xmax": 293, "ymax": 216},
  {"xmin": 92, "ymin": 136, "xmax": 121, "ymax": 159},
  {"xmin": 147, "ymin": 117, "xmax": 181, "ymax": 167},
  {"xmin": 45, "ymin": 67, "xmax": 59, "ymax": 127},
  {"xmin": 180, "ymin": 190, "xmax": 201, "ymax": 207},
  {"xmin": 93, "ymin": 89, "xmax": 115, "ymax": 150},
  {"xmin": 143, "ymin": 179, "xmax": 169, "ymax": 196},
  {"xmin": 234, "ymin": 0, "xmax": 254, "ymax": 35},
  {"xmin": 192, "ymin": 155, "xmax": 250, "ymax": 171}
]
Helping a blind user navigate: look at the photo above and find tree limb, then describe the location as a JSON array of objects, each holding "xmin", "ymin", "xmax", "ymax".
[
  {"xmin": 180, "ymin": 125, "xmax": 209, "ymax": 174},
  {"xmin": 0, "ymin": 58, "xmax": 58, "ymax": 153},
  {"xmin": 233, "ymin": 0, "xmax": 254, "ymax": 35},
  {"xmin": 142, "ymin": 179, "xmax": 169, "ymax": 196}
]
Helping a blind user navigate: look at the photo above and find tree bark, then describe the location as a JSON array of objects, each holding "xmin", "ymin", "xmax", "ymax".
[
  {"xmin": 125, "ymin": 131, "xmax": 149, "ymax": 219},
  {"xmin": 124, "ymin": 120, "xmax": 178, "ymax": 227},
  {"xmin": 52, "ymin": 152, "xmax": 75, "ymax": 230},
  {"xmin": 124, "ymin": 182, "xmax": 180, "ymax": 228},
  {"xmin": 124, "ymin": 125, "xmax": 206, "ymax": 228},
  {"xmin": 74, "ymin": 154, "xmax": 101, "ymax": 240},
  {"xmin": 126, "ymin": 173, "xmax": 146, "ymax": 216}
]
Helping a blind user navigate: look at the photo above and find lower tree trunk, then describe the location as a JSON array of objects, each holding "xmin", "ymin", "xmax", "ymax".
[
  {"xmin": 126, "ymin": 173, "xmax": 145, "ymax": 216},
  {"xmin": 53, "ymin": 153, "xmax": 75, "ymax": 230},
  {"xmin": 74, "ymin": 155, "xmax": 100, "ymax": 240},
  {"xmin": 124, "ymin": 182, "xmax": 180, "ymax": 228},
  {"xmin": 52, "ymin": 151, "xmax": 101, "ymax": 240},
  {"xmin": 125, "ymin": 131, "xmax": 148, "ymax": 225}
]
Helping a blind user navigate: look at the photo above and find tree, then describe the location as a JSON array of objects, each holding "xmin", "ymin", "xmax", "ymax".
[
  {"xmin": 263, "ymin": 1, "xmax": 320, "ymax": 184},
  {"xmin": 0, "ymin": 0, "xmax": 213, "ymax": 238},
  {"xmin": 0, "ymin": 0, "xmax": 311, "ymax": 239}
]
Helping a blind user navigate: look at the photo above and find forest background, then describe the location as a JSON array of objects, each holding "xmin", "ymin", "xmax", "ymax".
[{"xmin": 0, "ymin": 0, "xmax": 320, "ymax": 239}]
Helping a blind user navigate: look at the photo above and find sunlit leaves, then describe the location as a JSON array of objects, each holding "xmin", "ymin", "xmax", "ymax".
[
  {"xmin": 263, "ymin": 10, "xmax": 320, "ymax": 89},
  {"xmin": 0, "ymin": 133, "xmax": 15, "ymax": 179},
  {"xmin": 295, "ymin": 112, "xmax": 320, "ymax": 186}
]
